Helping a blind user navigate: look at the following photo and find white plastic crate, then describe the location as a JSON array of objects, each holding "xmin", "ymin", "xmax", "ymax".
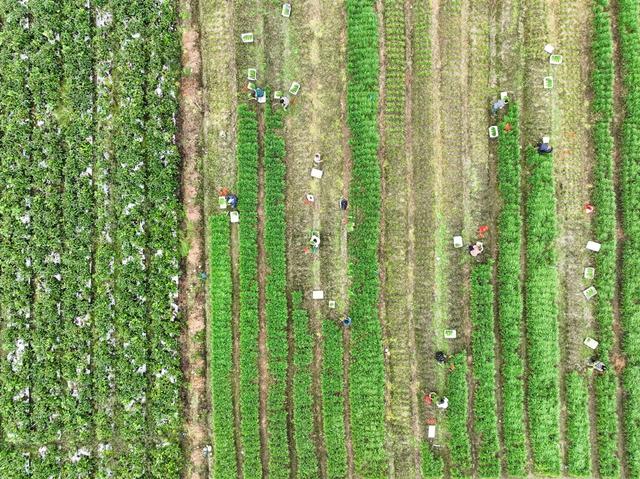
[
  {"xmin": 310, "ymin": 168, "xmax": 323, "ymax": 179},
  {"xmin": 586, "ymin": 241, "xmax": 601, "ymax": 252}
]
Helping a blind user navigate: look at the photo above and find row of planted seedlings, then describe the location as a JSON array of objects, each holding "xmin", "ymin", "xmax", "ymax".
[
  {"xmin": 617, "ymin": 0, "xmax": 640, "ymax": 475},
  {"xmin": 345, "ymin": 0, "xmax": 387, "ymax": 476},
  {"xmin": 524, "ymin": 145, "xmax": 561, "ymax": 476},
  {"xmin": 495, "ymin": 105, "xmax": 528, "ymax": 477},
  {"xmin": 587, "ymin": 1, "xmax": 619, "ymax": 477},
  {"xmin": 322, "ymin": 318, "xmax": 348, "ymax": 478},
  {"xmin": 470, "ymin": 264, "xmax": 500, "ymax": 478},
  {"xmin": 292, "ymin": 293, "xmax": 319, "ymax": 477},
  {"xmin": 263, "ymin": 102, "xmax": 290, "ymax": 478},
  {"xmin": 209, "ymin": 216, "xmax": 237, "ymax": 478},
  {"xmin": 236, "ymin": 104, "xmax": 262, "ymax": 479}
]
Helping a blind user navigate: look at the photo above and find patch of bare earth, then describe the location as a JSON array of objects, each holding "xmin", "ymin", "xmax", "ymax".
[{"xmin": 178, "ymin": 0, "xmax": 208, "ymax": 477}]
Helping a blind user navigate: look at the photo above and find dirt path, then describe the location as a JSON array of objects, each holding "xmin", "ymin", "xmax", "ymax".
[{"xmin": 177, "ymin": 0, "xmax": 208, "ymax": 477}]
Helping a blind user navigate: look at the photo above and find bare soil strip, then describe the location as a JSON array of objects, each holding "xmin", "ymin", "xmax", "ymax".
[{"xmin": 178, "ymin": 0, "xmax": 208, "ymax": 476}]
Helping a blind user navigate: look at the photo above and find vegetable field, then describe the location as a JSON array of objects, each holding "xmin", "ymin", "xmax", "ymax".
[{"xmin": 2, "ymin": 0, "xmax": 640, "ymax": 478}]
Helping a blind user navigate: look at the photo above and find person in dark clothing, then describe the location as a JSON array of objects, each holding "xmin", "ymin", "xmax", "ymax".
[
  {"xmin": 537, "ymin": 141, "xmax": 553, "ymax": 154},
  {"xmin": 340, "ymin": 198, "xmax": 348, "ymax": 210},
  {"xmin": 435, "ymin": 351, "xmax": 447, "ymax": 364}
]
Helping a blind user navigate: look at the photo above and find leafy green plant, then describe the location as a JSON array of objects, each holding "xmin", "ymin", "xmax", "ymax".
[
  {"xmin": 524, "ymin": 146, "xmax": 561, "ymax": 476},
  {"xmin": 496, "ymin": 104, "xmax": 527, "ymax": 477},
  {"xmin": 471, "ymin": 264, "xmax": 499, "ymax": 478},
  {"xmin": 210, "ymin": 216, "xmax": 237, "ymax": 477},
  {"xmin": 346, "ymin": 1, "xmax": 387, "ymax": 476}
]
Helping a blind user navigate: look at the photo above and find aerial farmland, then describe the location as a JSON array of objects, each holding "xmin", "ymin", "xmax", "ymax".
[{"xmin": 0, "ymin": 0, "xmax": 638, "ymax": 478}]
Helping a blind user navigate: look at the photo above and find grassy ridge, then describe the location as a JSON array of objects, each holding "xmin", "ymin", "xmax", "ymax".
[
  {"xmin": 210, "ymin": 216, "xmax": 237, "ymax": 477},
  {"xmin": 345, "ymin": 0, "xmax": 387, "ymax": 476},
  {"xmin": 496, "ymin": 105, "xmax": 527, "ymax": 477},
  {"xmin": 292, "ymin": 293, "xmax": 319, "ymax": 478},
  {"xmin": 236, "ymin": 104, "xmax": 261, "ymax": 478},
  {"xmin": 590, "ymin": 1, "xmax": 619, "ymax": 476},
  {"xmin": 264, "ymin": 104, "xmax": 290, "ymax": 477},
  {"xmin": 524, "ymin": 146, "xmax": 561, "ymax": 475},
  {"xmin": 617, "ymin": 0, "xmax": 640, "ymax": 474},
  {"xmin": 470, "ymin": 264, "xmax": 500, "ymax": 478}
]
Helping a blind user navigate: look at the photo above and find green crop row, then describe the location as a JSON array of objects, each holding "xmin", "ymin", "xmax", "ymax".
[
  {"xmin": 60, "ymin": 0, "xmax": 96, "ymax": 455},
  {"xmin": 590, "ymin": 1, "xmax": 619, "ymax": 476},
  {"xmin": 292, "ymin": 293, "xmax": 319, "ymax": 478},
  {"xmin": 496, "ymin": 104, "xmax": 527, "ymax": 477},
  {"xmin": 0, "ymin": 0, "xmax": 34, "ymax": 446},
  {"xmin": 210, "ymin": 216, "xmax": 237, "ymax": 477},
  {"xmin": 111, "ymin": 1, "xmax": 154, "ymax": 473},
  {"xmin": 446, "ymin": 353, "xmax": 471, "ymax": 478},
  {"xmin": 382, "ymin": 0, "xmax": 405, "ymax": 130},
  {"xmin": 236, "ymin": 104, "xmax": 261, "ymax": 478},
  {"xmin": 264, "ymin": 103, "xmax": 290, "ymax": 477},
  {"xmin": 345, "ymin": 1, "xmax": 387, "ymax": 476},
  {"xmin": 566, "ymin": 373, "xmax": 591, "ymax": 477},
  {"xmin": 470, "ymin": 264, "xmax": 500, "ymax": 478},
  {"xmin": 144, "ymin": 2, "xmax": 185, "ymax": 474},
  {"xmin": 617, "ymin": 0, "xmax": 640, "ymax": 475},
  {"xmin": 92, "ymin": 0, "xmax": 119, "ymax": 474},
  {"xmin": 28, "ymin": 0, "xmax": 65, "ymax": 452},
  {"xmin": 524, "ymin": 146, "xmax": 561, "ymax": 476},
  {"xmin": 322, "ymin": 319, "xmax": 348, "ymax": 479}
]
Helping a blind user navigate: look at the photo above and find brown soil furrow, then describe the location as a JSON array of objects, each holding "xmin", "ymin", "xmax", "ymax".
[
  {"xmin": 178, "ymin": 0, "xmax": 208, "ymax": 477},
  {"xmin": 257, "ymin": 110, "xmax": 270, "ymax": 478}
]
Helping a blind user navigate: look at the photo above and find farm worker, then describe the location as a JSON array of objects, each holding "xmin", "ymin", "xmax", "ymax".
[
  {"xmin": 537, "ymin": 140, "xmax": 553, "ymax": 154},
  {"xmin": 584, "ymin": 203, "xmax": 595, "ymax": 214},
  {"xmin": 340, "ymin": 198, "xmax": 348, "ymax": 210},
  {"xmin": 590, "ymin": 358, "xmax": 607, "ymax": 372},
  {"xmin": 310, "ymin": 234, "xmax": 320, "ymax": 248},
  {"xmin": 255, "ymin": 87, "xmax": 266, "ymax": 104},
  {"xmin": 314, "ymin": 153, "xmax": 322, "ymax": 164},
  {"xmin": 478, "ymin": 225, "xmax": 489, "ymax": 238},
  {"xmin": 342, "ymin": 316, "xmax": 352, "ymax": 327},
  {"xmin": 468, "ymin": 241, "xmax": 484, "ymax": 257},
  {"xmin": 226, "ymin": 194, "xmax": 238, "ymax": 208},
  {"xmin": 435, "ymin": 351, "xmax": 447, "ymax": 364},
  {"xmin": 280, "ymin": 96, "xmax": 290, "ymax": 110},
  {"xmin": 436, "ymin": 397, "xmax": 449, "ymax": 410},
  {"xmin": 491, "ymin": 98, "xmax": 507, "ymax": 114}
]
